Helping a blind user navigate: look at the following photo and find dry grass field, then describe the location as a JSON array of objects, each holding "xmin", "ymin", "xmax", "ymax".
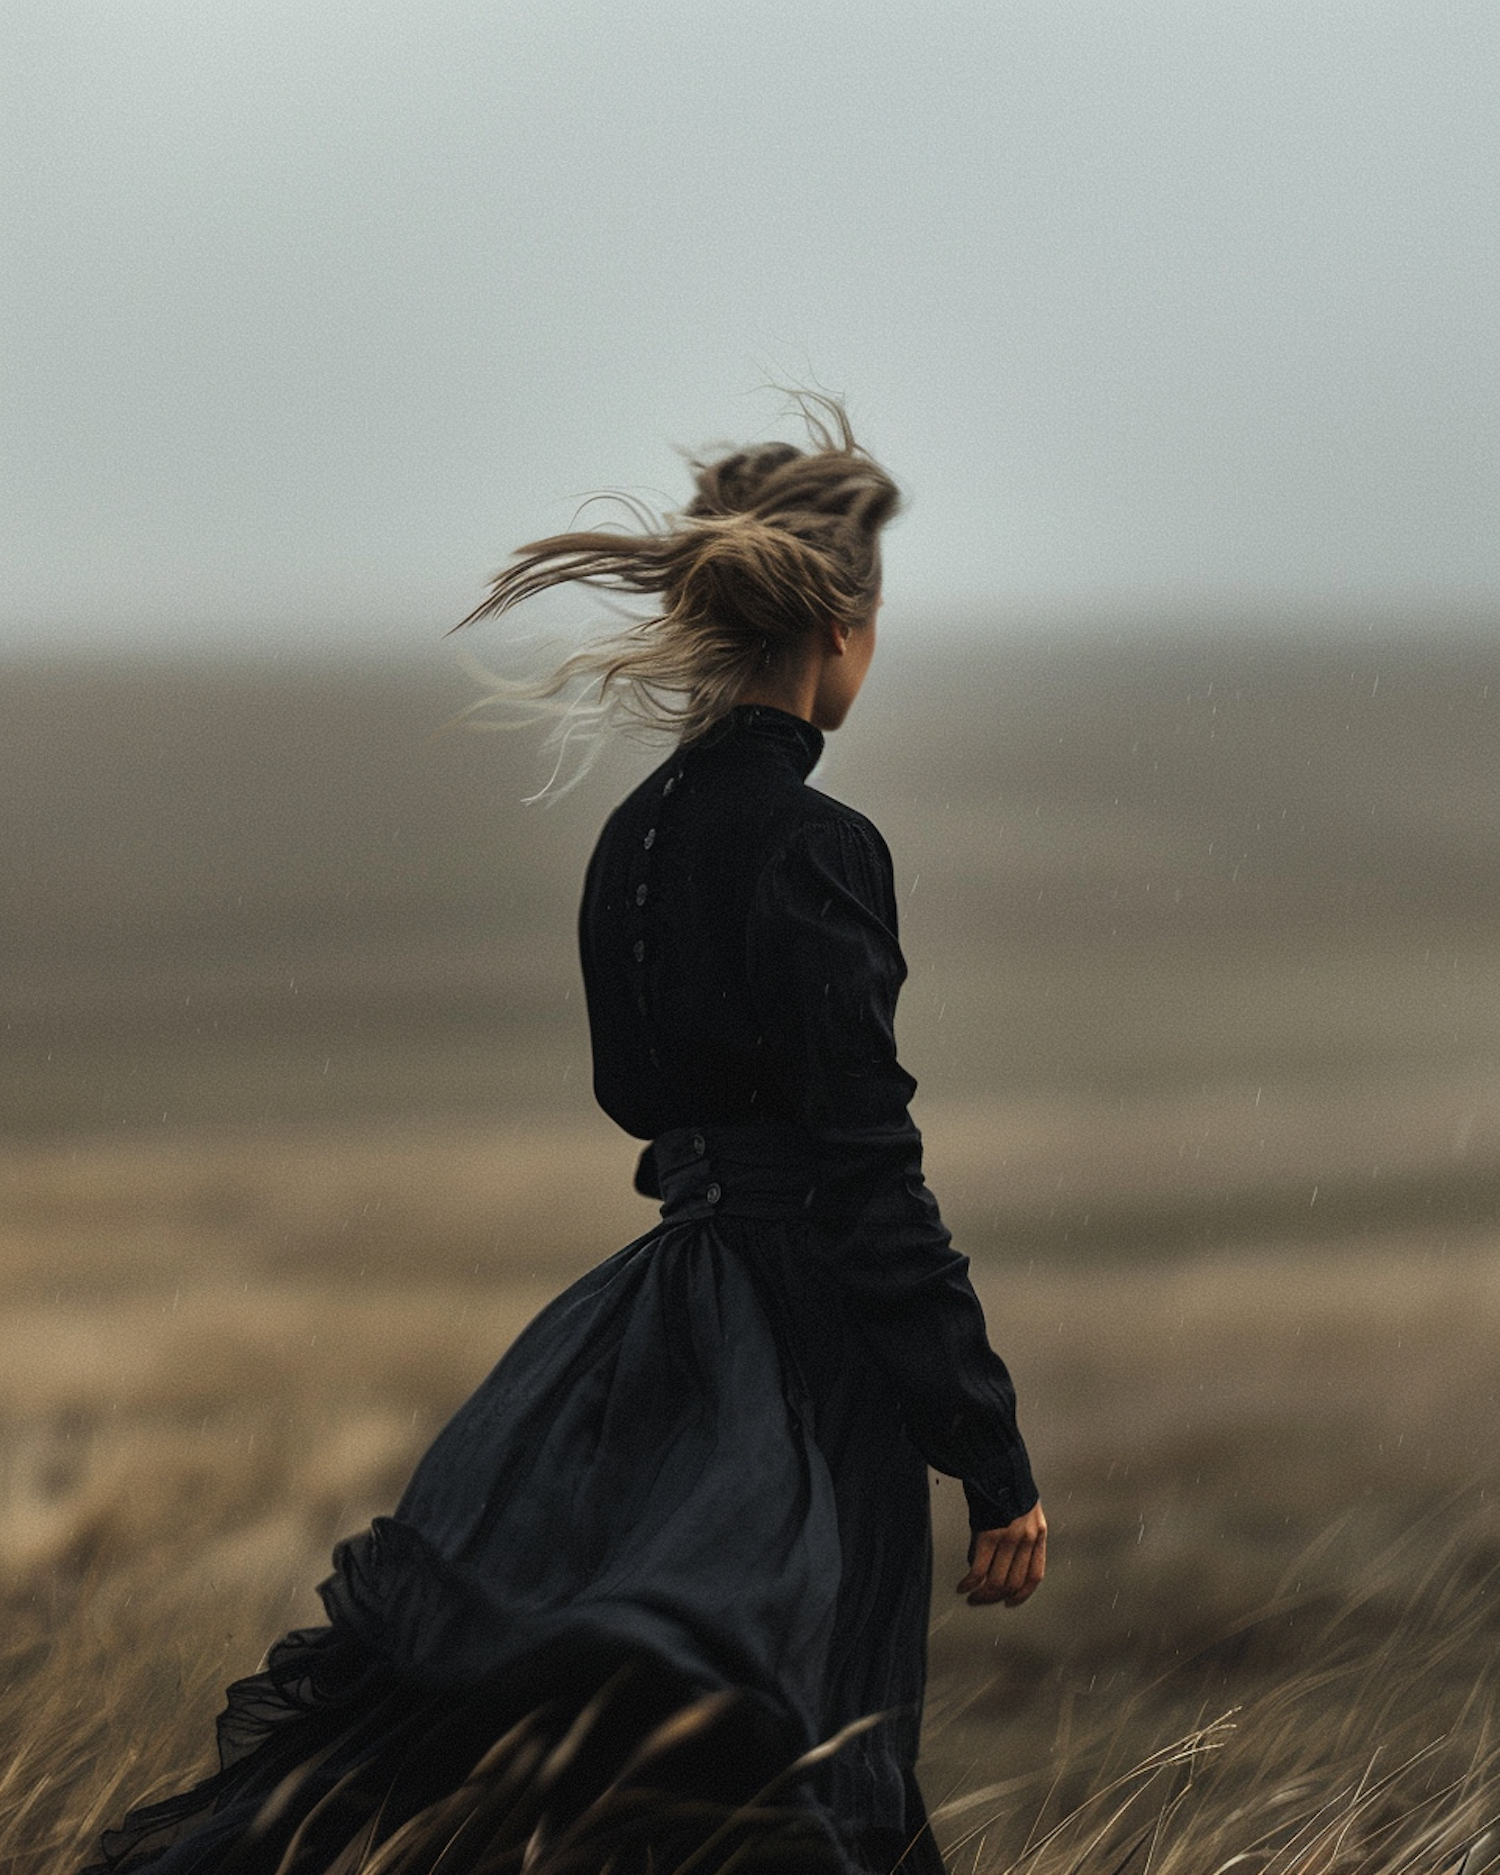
[{"xmin": 2, "ymin": 622, "xmax": 1497, "ymax": 1869}]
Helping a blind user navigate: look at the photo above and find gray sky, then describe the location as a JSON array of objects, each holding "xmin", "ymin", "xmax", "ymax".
[{"xmin": 5, "ymin": 0, "xmax": 1497, "ymax": 656}]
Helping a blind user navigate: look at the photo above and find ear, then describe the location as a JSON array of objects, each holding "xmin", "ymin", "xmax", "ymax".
[{"xmin": 818, "ymin": 616, "xmax": 852, "ymax": 656}]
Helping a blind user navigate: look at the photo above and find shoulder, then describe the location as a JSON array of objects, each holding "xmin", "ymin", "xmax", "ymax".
[
  {"xmin": 756, "ymin": 791, "xmax": 899, "ymax": 928},
  {"xmin": 809, "ymin": 787, "xmax": 895, "ymax": 872},
  {"xmin": 785, "ymin": 786, "xmax": 894, "ymax": 873}
]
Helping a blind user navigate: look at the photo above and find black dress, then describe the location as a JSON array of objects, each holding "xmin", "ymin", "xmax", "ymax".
[{"xmin": 87, "ymin": 704, "xmax": 1037, "ymax": 1875}]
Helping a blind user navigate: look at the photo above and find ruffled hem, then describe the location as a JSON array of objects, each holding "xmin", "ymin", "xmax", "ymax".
[{"xmin": 83, "ymin": 1583, "xmax": 847, "ymax": 1874}]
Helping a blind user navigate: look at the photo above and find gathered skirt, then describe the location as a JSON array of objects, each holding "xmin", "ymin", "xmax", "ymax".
[{"xmin": 87, "ymin": 1126, "xmax": 944, "ymax": 1875}]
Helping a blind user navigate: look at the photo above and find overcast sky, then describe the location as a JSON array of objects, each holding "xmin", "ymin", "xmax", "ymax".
[{"xmin": 4, "ymin": 0, "xmax": 1497, "ymax": 657}]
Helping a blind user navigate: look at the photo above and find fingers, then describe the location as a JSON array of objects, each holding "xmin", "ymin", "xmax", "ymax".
[
  {"xmin": 954, "ymin": 1532, "xmax": 995, "ymax": 1598},
  {"xmin": 956, "ymin": 1503, "xmax": 1047, "ymax": 1608}
]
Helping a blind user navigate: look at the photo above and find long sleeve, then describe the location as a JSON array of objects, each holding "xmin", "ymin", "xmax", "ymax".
[{"xmin": 746, "ymin": 814, "xmax": 1038, "ymax": 1530}]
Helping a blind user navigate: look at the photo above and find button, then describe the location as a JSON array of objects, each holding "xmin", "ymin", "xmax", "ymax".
[
  {"xmin": 632, "ymin": 940, "xmax": 645, "ymax": 962},
  {"xmin": 643, "ymin": 828, "xmax": 656, "ymax": 849},
  {"xmin": 662, "ymin": 777, "xmax": 675, "ymax": 796},
  {"xmin": 691, "ymin": 1133, "xmax": 705, "ymax": 1156},
  {"xmin": 705, "ymin": 1182, "xmax": 721, "ymax": 1205},
  {"xmin": 635, "ymin": 883, "xmax": 648, "ymax": 905}
]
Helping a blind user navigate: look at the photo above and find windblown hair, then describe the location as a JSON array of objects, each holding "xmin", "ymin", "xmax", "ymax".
[{"xmin": 452, "ymin": 395, "xmax": 899, "ymax": 773}]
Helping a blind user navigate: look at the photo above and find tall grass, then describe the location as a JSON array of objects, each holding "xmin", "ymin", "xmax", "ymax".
[
  {"xmin": 5, "ymin": 1504, "xmax": 1497, "ymax": 1873},
  {"xmin": 932, "ymin": 1520, "xmax": 1500, "ymax": 1874}
]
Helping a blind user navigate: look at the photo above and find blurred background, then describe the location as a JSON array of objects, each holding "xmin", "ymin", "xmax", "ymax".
[{"xmin": 2, "ymin": 0, "xmax": 1498, "ymax": 1862}]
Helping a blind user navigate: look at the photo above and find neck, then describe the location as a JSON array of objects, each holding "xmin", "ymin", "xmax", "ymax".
[{"xmin": 734, "ymin": 660, "xmax": 820, "ymax": 726}]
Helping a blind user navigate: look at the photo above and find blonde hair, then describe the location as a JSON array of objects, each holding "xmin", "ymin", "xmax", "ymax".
[{"xmin": 452, "ymin": 395, "xmax": 899, "ymax": 774}]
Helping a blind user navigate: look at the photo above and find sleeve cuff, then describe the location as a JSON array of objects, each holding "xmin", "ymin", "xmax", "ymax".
[{"xmin": 962, "ymin": 1458, "xmax": 1039, "ymax": 1534}]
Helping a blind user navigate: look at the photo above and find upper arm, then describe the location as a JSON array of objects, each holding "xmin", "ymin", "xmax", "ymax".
[{"xmin": 745, "ymin": 816, "xmax": 915, "ymax": 1137}]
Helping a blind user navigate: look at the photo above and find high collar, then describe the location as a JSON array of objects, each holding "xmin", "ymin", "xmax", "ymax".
[{"xmin": 699, "ymin": 703, "xmax": 825, "ymax": 780}]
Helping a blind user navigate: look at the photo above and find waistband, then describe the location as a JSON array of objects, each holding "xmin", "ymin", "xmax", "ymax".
[{"xmin": 647, "ymin": 1123, "xmax": 817, "ymax": 1224}]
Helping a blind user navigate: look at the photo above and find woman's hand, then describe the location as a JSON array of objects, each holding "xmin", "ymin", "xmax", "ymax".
[{"xmin": 956, "ymin": 1501, "xmax": 1047, "ymax": 1607}]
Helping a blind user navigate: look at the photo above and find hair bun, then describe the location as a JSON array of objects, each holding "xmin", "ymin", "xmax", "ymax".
[{"xmin": 687, "ymin": 444, "xmax": 805, "ymax": 518}]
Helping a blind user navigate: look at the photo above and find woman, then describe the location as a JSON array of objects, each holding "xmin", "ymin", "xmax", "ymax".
[{"xmin": 87, "ymin": 401, "xmax": 1045, "ymax": 1875}]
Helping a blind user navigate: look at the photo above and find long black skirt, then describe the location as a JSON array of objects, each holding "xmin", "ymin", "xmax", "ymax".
[{"xmin": 87, "ymin": 1128, "xmax": 943, "ymax": 1875}]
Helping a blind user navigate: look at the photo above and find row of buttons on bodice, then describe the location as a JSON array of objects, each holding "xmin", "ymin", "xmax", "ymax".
[{"xmin": 627, "ymin": 760, "xmax": 686, "ymax": 1070}]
